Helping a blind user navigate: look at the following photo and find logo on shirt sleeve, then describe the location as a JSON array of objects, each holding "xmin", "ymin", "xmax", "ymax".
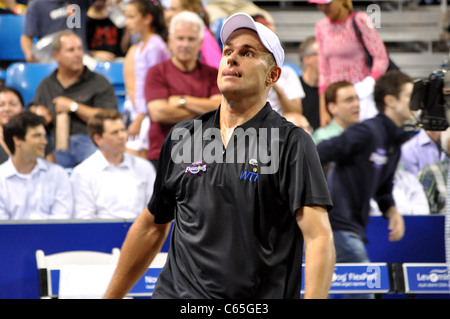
[{"xmin": 369, "ymin": 148, "xmax": 388, "ymax": 168}]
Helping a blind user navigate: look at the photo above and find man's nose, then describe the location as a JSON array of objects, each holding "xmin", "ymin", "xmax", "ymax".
[{"xmin": 227, "ymin": 52, "xmax": 239, "ymax": 66}]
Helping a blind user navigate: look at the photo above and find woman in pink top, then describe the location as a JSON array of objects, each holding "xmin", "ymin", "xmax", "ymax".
[
  {"xmin": 310, "ymin": 0, "xmax": 389, "ymax": 127},
  {"xmin": 123, "ymin": 0, "xmax": 170, "ymax": 158}
]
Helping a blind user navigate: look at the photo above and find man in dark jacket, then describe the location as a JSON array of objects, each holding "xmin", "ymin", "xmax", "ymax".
[{"xmin": 316, "ymin": 71, "xmax": 413, "ymax": 297}]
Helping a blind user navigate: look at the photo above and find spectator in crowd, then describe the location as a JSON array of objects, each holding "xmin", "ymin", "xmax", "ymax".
[
  {"xmin": 86, "ymin": 0, "xmax": 130, "ymax": 61},
  {"xmin": 0, "ymin": 87, "xmax": 25, "ymax": 164},
  {"xmin": 164, "ymin": 0, "xmax": 222, "ymax": 69},
  {"xmin": 310, "ymin": 0, "xmax": 389, "ymax": 127},
  {"xmin": 20, "ymin": 0, "xmax": 94, "ymax": 62},
  {"xmin": 0, "ymin": 87, "xmax": 55, "ymax": 164},
  {"xmin": 418, "ymin": 127, "xmax": 450, "ymax": 215},
  {"xmin": 29, "ymin": 30, "xmax": 118, "ymax": 169},
  {"xmin": 316, "ymin": 71, "xmax": 413, "ymax": 298},
  {"xmin": 251, "ymin": 14, "xmax": 304, "ymax": 115},
  {"xmin": 122, "ymin": 0, "xmax": 170, "ymax": 158},
  {"xmin": 70, "ymin": 110, "xmax": 156, "ymax": 219},
  {"xmin": 0, "ymin": 112, "xmax": 73, "ymax": 220},
  {"xmin": 145, "ymin": 11, "xmax": 221, "ymax": 168},
  {"xmin": 298, "ymin": 36, "xmax": 320, "ymax": 131},
  {"xmin": 370, "ymin": 163, "xmax": 430, "ymax": 216},
  {"xmin": 104, "ymin": 12, "xmax": 334, "ymax": 299},
  {"xmin": 400, "ymin": 129, "xmax": 446, "ymax": 176},
  {"xmin": 312, "ymin": 80, "xmax": 428, "ymax": 217},
  {"xmin": 312, "ymin": 80, "xmax": 359, "ymax": 144}
]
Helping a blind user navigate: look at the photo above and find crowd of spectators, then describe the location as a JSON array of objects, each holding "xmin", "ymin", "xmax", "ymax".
[{"xmin": 0, "ymin": 1, "xmax": 446, "ymax": 223}]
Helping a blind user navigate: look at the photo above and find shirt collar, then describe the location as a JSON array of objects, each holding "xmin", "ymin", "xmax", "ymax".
[
  {"xmin": 377, "ymin": 112, "xmax": 411, "ymax": 145},
  {"xmin": 92, "ymin": 150, "xmax": 131, "ymax": 170},
  {"xmin": 4, "ymin": 157, "xmax": 49, "ymax": 179},
  {"xmin": 417, "ymin": 129, "xmax": 434, "ymax": 146},
  {"xmin": 210, "ymin": 102, "xmax": 274, "ymax": 131},
  {"xmin": 51, "ymin": 66, "xmax": 92, "ymax": 87}
]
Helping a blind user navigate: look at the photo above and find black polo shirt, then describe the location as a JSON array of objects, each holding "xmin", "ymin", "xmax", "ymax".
[
  {"xmin": 148, "ymin": 103, "xmax": 332, "ymax": 299},
  {"xmin": 31, "ymin": 66, "xmax": 118, "ymax": 142}
]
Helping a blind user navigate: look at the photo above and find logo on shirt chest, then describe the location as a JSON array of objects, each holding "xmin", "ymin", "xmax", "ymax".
[
  {"xmin": 184, "ymin": 161, "xmax": 207, "ymax": 177},
  {"xmin": 240, "ymin": 159, "xmax": 258, "ymax": 183}
]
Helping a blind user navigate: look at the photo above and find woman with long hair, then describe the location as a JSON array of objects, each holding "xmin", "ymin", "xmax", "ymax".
[{"xmin": 123, "ymin": 0, "xmax": 170, "ymax": 158}]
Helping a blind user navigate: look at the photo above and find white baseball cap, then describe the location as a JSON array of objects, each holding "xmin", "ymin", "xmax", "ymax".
[{"xmin": 220, "ymin": 12, "xmax": 285, "ymax": 66}]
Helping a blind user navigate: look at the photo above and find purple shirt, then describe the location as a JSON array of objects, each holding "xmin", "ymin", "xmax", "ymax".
[
  {"xmin": 132, "ymin": 34, "xmax": 170, "ymax": 114},
  {"xmin": 400, "ymin": 129, "xmax": 446, "ymax": 176}
]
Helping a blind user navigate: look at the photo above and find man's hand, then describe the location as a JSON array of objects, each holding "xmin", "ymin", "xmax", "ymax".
[
  {"xmin": 28, "ymin": 105, "xmax": 53, "ymax": 124},
  {"xmin": 386, "ymin": 207, "xmax": 405, "ymax": 242},
  {"xmin": 53, "ymin": 96, "xmax": 76, "ymax": 114}
]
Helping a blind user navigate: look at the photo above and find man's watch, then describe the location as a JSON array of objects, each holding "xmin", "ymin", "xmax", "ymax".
[
  {"xmin": 70, "ymin": 101, "xmax": 79, "ymax": 113},
  {"xmin": 179, "ymin": 96, "xmax": 186, "ymax": 108}
]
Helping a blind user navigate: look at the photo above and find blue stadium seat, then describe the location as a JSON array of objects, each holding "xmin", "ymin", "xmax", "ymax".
[
  {"xmin": 5, "ymin": 62, "xmax": 58, "ymax": 107},
  {"xmin": 0, "ymin": 14, "xmax": 26, "ymax": 61},
  {"xmin": 94, "ymin": 61, "xmax": 125, "ymax": 113}
]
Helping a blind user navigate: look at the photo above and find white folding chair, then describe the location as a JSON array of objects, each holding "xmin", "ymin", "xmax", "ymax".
[{"xmin": 35, "ymin": 248, "xmax": 120, "ymax": 299}]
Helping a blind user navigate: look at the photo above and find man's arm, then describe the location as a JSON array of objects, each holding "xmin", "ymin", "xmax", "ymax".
[
  {"xmin": 296, "ymin": 205, "xmax": 335, "ymax": 299},
  {"xmin": 52, "ymin": 96, "xmax": 106, "ymax": 123},
  {"xmin": 147, "ymin": 94, "xmax": 221, "ymax": 124},
  {"xmin": 20, "ymin": 34, "xmax": 37, "ymax": 62},
  {"xmin": 103, "ymin": 209, "xmax": 171, "ymax": 299}
]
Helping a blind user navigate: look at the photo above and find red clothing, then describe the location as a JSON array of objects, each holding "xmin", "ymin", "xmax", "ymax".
[
  {"xmin": 315, "ymin": 11, "xmax": 389, "ymax": 94},
  {"xmin": 144, "ymin": 59, "xmax": 220, "ymax": 160}
]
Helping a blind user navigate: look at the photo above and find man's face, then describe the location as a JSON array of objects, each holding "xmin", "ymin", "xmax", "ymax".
[
  {"xmin": 168, "ymin": 22, "xmax": 202, "ymax": 65},
  {"xmin": 303, "ymin": 42, "xmax": 318, "ymax": 71},
  {"xmin": 96, "ymin": 119, "xmax": 127, "ymax": 155},
  {"xmin": 17, "ymin": 125, "xmax": 47, "ymax": 159},
  {"xmin": 329, "ymin": 85, "xmax": 360, "ymax": 128},
  {"xmin": 54, "ymin": 34, "xmax": 84, "ymax": 72},
  {"xmin": 392, "ymin": 82, "xmax": 415, "ymax": 122},
  {"xmin": 218, "ymin": 28, "xmax": 275, "ymax": 100}
]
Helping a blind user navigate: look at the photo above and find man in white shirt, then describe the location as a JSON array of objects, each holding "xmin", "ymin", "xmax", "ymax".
[
  {"xmin": 71, "ymin": 110, "xmax": 156, "ymax": 219},
  {"xmin": 0, "ymin": 112, "xmax": 73, "ymax": 220}
]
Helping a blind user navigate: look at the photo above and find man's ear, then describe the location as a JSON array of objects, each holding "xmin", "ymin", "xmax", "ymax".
[
  {"xmin": 12, "ymin": 136, "xmax": 22, "ymax": 149},
  {"xmin": 328, "ymin": 102, "xmax": 337, "ymax": 116},
  {"xmin": 266, "ymin": 66, "xmax": 281, "ymax": 86},
  {"xmin": 92, "ymin": 133, "xmax": 102, "ymax": 147},
  {"xmin": 383, "ymin": 94, "xmax": 396, "ymax": 110}
]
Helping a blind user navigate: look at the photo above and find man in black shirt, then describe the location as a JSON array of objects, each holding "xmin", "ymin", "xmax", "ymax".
[
  {"xmin": 104, "ymin": 13, "xmax": 335, "ymax": 299},
  {"xmin": 29, "ymin": 30, "xmax": 117, "ymax": 168}
]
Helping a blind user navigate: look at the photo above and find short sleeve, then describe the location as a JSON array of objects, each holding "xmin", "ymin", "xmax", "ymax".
[
  {"xmin": 279, "ymin": 128, "xmax": 333, "ymax": 215},
  {"xmin": 147, "ymin": 133, "xmax": 177, "ymax": 224}
]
